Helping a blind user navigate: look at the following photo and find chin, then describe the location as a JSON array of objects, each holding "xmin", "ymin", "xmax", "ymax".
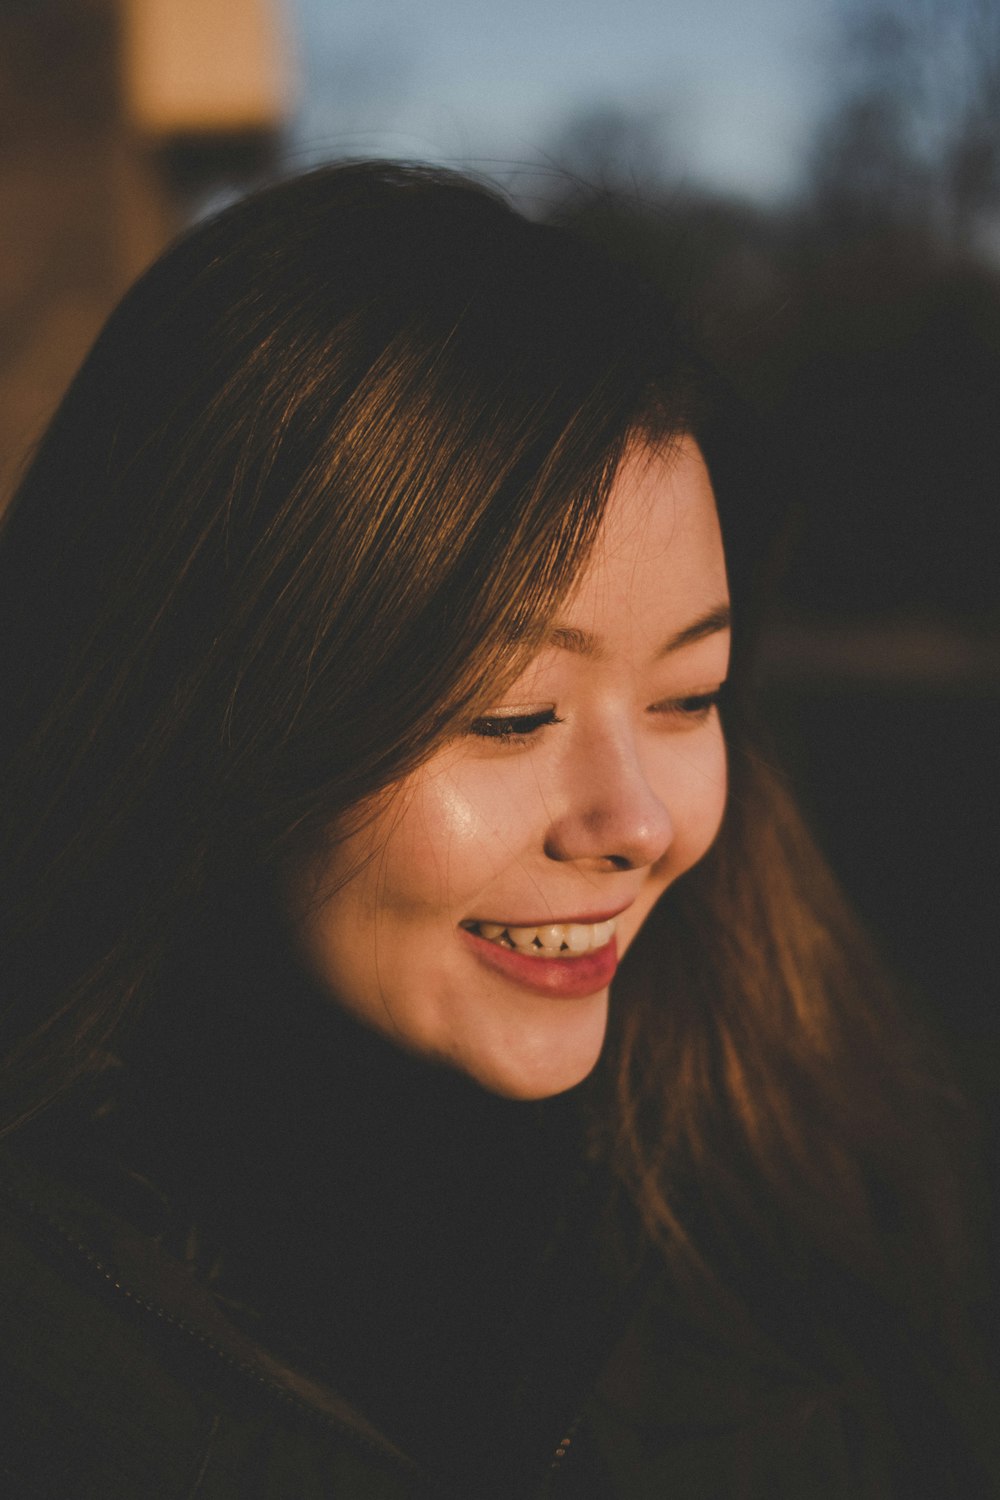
[{"xmin": 443, "ymin": 994, "xmax": 609, "ymax": 1100}]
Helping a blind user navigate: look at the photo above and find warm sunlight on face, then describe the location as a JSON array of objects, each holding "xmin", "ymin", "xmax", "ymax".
[{"xmin": 288, "ymin": 437, "xmax": 731, "ymax": 1098}]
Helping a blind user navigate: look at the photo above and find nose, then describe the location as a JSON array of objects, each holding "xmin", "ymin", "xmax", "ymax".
[{"xmin": 543, "ymin": 729, "xmax": 674, "ymax": 872}]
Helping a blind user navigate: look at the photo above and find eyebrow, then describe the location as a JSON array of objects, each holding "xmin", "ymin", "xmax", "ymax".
[{"xmin": 547, "ymin": 602, "xmax": 731, "ymax": 661}]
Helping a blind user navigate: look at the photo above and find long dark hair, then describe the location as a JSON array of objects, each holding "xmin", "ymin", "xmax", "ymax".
[{"xmin": 0, "ymin": 161, "xmax": 992, "ymax": 1485}]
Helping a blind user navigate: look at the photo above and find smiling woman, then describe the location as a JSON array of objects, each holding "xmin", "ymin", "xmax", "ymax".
[
  {"xmin": 289, "ymin": 439, "xmax": 730, "ymax": 1097},
  {"xmin": 0, "ymin": 163, "xmax": 994, "ymax": 1498}
]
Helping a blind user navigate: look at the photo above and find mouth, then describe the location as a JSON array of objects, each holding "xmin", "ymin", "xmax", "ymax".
[
  {"xmin": 460, "ymin": 917, "xmax": 617, "ymax": 957},
  {"xmin": 458, "ymin": 917, "xmax": 620, "ymax": 999}
]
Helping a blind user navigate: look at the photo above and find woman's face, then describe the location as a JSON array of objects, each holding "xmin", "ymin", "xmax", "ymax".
[{"xmin": 289, "ymin": 437, "xmax": 731, "ymax": 1098}]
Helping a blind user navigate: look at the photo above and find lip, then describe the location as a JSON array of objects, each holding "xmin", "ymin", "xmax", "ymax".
[
  {"xmin": 459, "ymin": 925, "xmax": 619, "ymax": 999},
  {"xmin": 463, "ymin": 904, "xmax": 631, "ymax": 927}
]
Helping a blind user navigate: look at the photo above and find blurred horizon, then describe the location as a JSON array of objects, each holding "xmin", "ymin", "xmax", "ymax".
[{"xmin": 287, "ymin": 0, "xmax": 843, "ymax": 207}]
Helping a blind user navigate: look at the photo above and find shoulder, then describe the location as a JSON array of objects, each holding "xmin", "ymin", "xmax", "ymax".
[
  {"xmin": 582, "ymin": 1266, "xmax": 868, "ymax": 1500},
  {"xmin": 585, "ymin": 1250, "xmax": 1000, "ymax": 1500},
  {"xmin": 0, "ymin": 1147, "xmax": 419, "ymax": 1500}
]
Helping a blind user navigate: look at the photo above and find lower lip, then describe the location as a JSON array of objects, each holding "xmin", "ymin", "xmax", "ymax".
[{"xmin": 460, "ymin": 927, "xmax": 618, "ymax": 999}]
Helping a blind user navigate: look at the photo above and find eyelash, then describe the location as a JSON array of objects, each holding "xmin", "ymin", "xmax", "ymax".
[
  {"xmin": 468, "ymin": 708, "xmax": 564, "ymax": 745},
  {"xmin": 468, "ymin": 689, "xmax": 725, "ymax": 746},
  {"xmin": 654, "ymin": 689, "xmax": 725, "ymax": 724}
]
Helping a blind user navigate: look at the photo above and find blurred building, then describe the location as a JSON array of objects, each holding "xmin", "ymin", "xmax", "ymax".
[{"xmin": 0, "ymin": 0, "xmax": 289, "ymax": 504}]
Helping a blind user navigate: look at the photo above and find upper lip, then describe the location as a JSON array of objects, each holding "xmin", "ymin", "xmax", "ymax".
[{"xmin": 463, "ymin": 904, "xmax": 632, "ymax": 927}]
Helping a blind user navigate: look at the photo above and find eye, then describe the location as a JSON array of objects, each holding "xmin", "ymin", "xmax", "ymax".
[
  {"xmin": 468, "ymin": 707, "xmax": 563, "ymax": 745},
  {"xmin": 650, "ymin": 685, "xmax": 727, "ymax": 724}
]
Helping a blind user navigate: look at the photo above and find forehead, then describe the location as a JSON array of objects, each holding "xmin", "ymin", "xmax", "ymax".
[{"xmin": 557, "ymin": 436, "xmax": 728, "ymax": 650}]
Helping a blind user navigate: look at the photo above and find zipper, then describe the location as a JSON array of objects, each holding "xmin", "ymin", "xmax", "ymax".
[
  {"xmin": 4, "ymin": 1183, "xmax": 438, "ymax": 1491},
  {"xmin": 6, "ymin": 1180, "xmax": 578, "ymax": 1500},
  {"xmin": 547, "ymin": 1414, "xmax": 583, "ymax": 1486}
]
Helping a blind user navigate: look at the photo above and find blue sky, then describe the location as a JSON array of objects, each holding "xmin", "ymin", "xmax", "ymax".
[{"xmin": 287, "ymin": 0, "xmax": 844, "ymax": 202}]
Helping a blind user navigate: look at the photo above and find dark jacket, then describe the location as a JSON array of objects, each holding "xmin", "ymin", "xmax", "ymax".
[
  {"xmin": 0, "ymin": 1140, "xmax": 916, "ymax": 1500},
  {"xmin": 3, "ymin": 985, "xmax": 992, "ymax": 1499}
]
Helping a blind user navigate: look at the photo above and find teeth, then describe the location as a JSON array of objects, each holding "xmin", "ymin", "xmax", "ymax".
[
  {"xmin": 591, "ymin": 919, "xmax": 615, "ymax": 948},
  {"xmin": 465, "ymin": 917, "xmax": 617, "ymax": 957},
  {"xmin": 565, "ymin": 924, "xmax": 592, "ymax": 954},
  {"xmin": 536, "ymin": 924, "xmax": 565, "ymax": 954}
]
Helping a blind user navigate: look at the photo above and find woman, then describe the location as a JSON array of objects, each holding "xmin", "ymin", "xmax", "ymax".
[{"xmin": 0, "ymin": 161, "xmax": 993, "ymax": 1498}]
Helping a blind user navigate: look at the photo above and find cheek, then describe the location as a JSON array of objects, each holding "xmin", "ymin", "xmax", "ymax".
[
  {"xmin": 360, "ymin": 766, "xmax": 533, "ymax": 915},
  {"xmin": 659, "ymin": 730, "xmax": 729, "ymax": 872},
  {"xmin": 690, "ymin": 734, "xmax": 729, "ymax": 857}
]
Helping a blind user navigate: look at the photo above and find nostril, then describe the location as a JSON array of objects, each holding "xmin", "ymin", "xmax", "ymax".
[{"xmin": 541, "ymin": 751, "xmax": 674, "ymax": 869}]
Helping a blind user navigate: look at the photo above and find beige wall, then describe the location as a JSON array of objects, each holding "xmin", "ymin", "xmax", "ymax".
[{"xmin": 0, "ymin": 0, "xmax": 287, "ymax": 510}]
